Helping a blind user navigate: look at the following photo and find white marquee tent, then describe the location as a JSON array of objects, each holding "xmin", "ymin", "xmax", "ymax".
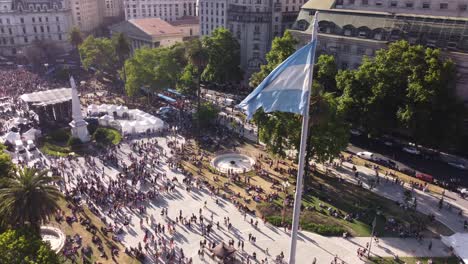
[
  {"xmin": 23, "ymin": 128, "xmax": 41, "ymax": 141},
  {"xmin": 99, "ymin": 115, "xmax": 114, "ymax": 126},
  {"xmin": 89, "ymin": 104, "xmax": 165, "ymax": 135},
  {"xmin": 441, "ymin": 233, "xmax": 468, "ymax": 263},
  {"xmin": 3, "ymin": 131, "xmax": 21, "ymax": 144}
]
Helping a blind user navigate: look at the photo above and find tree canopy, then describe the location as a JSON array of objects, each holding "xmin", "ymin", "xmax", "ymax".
[
  {"xmin": 68, "ymin": 27, "xmax": 83, "ymax": 48},
  {"xmin": 79, "ymin": 36, "xmax": 118, "ymax": 76},
  {"xmin": 194, "ymin": 102, "xmax": 219, "ymax": 128},
  {"xmin": 124, "ymin": 45, "xmax": 186, "ymax": 96},
  {"xmin": 249, "ymin": 31, "xmax": 298, "ymax": 88},
  {"xmin": 0, "ymin": 168, "xmax": 62, "ymax": 228},
  {"xmin": 337, "ymin": 40, "xmax": 466, "ymax": 149},
  {"xmin": 202, "ymin": 28, "xmax": 243, "ymax": 84},
  {"xmin": 250, "ymin": 31, "xmax": 348, "ymax": 162},
  {"xmin": 0, "ymin": 144, "xmax": 12, "ymax": 178},
  {"xmin": 0, "ymin": 229, "xmax": 61, "ymax": 264}
]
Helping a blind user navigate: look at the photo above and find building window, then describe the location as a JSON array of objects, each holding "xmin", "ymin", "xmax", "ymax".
[
  {"xmin": 375, "ymin": 2, "xmax": 382, "ymax": 7},
  {"xmin": 24, "ymin": 37, "xmax": 28, "ymax": 43},
  {"xmin": 405, "ymin": 2, "xmax": 413, "ymax": 8},
  {"xmin": 390, "ymin": 1, "xmax": 397, "ymax": 7},
  {"xmin": 348, "ymin": 0, "xmax": 355, "ymax": 4},
  {"xmin": 440, "ymin": 3, "xmax": 448, "ymax": 9},
  {"xmin": 422, "ymin": 2, "xmax": 430, "ymax": 9},
  {"xmin": 361, "ymin": 0, "xmax": 368, "ymax": 6},
  {"xmin": 459, "ymin": 4, "xmax": 467, "ymax": 11},
  {"xmin": 20, "ymin": 18, "xmax": 24, "ymax": 23}
]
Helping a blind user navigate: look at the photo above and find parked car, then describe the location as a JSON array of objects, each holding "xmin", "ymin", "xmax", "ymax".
[
  {"xmin": 350, "ymin": 129, "xmax": 363, "ymax": 136},
  {"xmin": 401, "ymin": 167, "xmax": 416, "ymax": 176},
  {"xmin": 357, "ymin": 151, "xmax": 375, "ymax": 161},
  {"xmin": 448, "ymin": 162, "xmax": 468, "ymax": 170},
  {"xmin": 402, "ymin": 146, "xmax": 421, "ymax": 155}
]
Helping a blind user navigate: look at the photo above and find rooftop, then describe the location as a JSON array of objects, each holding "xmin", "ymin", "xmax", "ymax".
[
  {"xmin": 20, "ymin": 88, "xmax": 72, "ymax": 106},
  {"xmin": 129, "ymin": 18, "xmax": 183, "ymax": 37}
]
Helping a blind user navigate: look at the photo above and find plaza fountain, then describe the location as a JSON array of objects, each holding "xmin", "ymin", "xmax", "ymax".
[
  {"xmin": 40, "ymin": 226, "xmax": 65, "ymax": 253},
  {"xmin": 211, "ymin": 153, "xmax": 255, "ymax": 174}
]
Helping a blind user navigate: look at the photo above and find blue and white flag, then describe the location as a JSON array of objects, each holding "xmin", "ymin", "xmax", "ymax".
[{"xmin": 238, "ymin": 16, "xmax": 319, "ymax": 119}]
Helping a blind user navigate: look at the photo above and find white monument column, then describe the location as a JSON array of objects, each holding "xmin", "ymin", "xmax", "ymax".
[{"xmin": 69, "ymin": 76, "xmax": 90, "ymax": 142}]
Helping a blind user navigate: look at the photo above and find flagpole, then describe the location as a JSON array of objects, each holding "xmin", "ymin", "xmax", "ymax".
[{"xmin": 288, "ymin": 13, "xmax": 318, "ymax": 264}]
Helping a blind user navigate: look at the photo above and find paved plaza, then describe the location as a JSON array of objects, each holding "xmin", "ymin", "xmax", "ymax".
[{"xmin": 47, "ymin": 134, "xmax": 455, "ymax": 263}]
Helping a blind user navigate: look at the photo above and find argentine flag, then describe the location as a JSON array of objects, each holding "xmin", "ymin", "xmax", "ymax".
[{"xmin": 238, "ymin": 15, "xmax": 319, "ymax": 119}]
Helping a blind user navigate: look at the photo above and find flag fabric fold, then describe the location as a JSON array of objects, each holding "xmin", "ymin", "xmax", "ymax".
[{"xmin": 238, "ymin": 18, "xmax": 319, "ymax": 119}]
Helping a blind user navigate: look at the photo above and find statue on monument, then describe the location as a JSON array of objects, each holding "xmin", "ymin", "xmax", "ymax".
[{"xmin": 69, "ymin": 76, "xmax": 90, "ymax": 142}]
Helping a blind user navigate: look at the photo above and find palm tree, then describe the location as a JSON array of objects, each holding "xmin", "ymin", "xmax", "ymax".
[
  {"xmin": 185, "ymin": 39, "xmax": 209, "ymax": 135},
  {"xmin": 0, "ymin": 167, "xmax": 62, "ymax": 229},
  {"xmin": 113, "ymin": 33, "xmax": 131, "ymax": 86},
  {"xmin": 68, "ymin": 27, "xmax": 83, "ymax": 63}
]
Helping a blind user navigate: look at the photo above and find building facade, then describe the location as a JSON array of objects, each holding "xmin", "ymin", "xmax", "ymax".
[
  {"xmin": 71, "ymin": 0, "xmax": 104, "ymax": 33},
  {"xmin": 110, "ymin": 16, "xmax": 199, "ymax": 51},
  {"xmin": 0, "ymin": 0, "xmax": 72, "ymax": 56},
  {"xmin": 105, "ymin": 0, "xmax": 124, "ymax": 18},
  {"xmin": 199, "ymin": 0, "xmax": 306, "ymax": 75},
  {"xmin": 123, "ymin": 0, "xmax": 197, "ymax": 21},
  {"xmin": 290, "ymin": 0, "xmax": 468, "ymax": 103}
]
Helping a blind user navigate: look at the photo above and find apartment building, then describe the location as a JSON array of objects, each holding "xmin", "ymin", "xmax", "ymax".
[
  {"xmin": 71, "ymin": 0, "xmax": 104, "ymax": 33},
  {"xmin": 124, "ymin": 0, "xmax": 197, "ymax": 21},
  {"xmin": 0, "ymin": 0, "xmax": 72, "ymax": 56},
  {"xmin": 290, "ymin": 0, "xmax": 468, "ymax": 102},
  {"xmin": 199, "ymin": 0, "xmax": 306, "ymax": 75},
  {"xmin": 105, "ymin": 0, "xmax": 124, "ymax": 18}
]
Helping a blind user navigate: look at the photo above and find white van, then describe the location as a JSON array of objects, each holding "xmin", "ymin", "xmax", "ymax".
[{"xmin": 357, "ymin": 151, "xmax": 375, "ymax": 161}]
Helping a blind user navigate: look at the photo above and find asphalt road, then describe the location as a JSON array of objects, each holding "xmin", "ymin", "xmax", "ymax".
[{"xmin": 347, "ymin": 135, "xmax": 468, "ymax": 188}]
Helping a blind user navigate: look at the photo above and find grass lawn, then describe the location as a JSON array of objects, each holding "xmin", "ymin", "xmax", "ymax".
[
  {"xmin": 369, "ymin": 256, "xmax": 460, "ymax": 264},
  {"xmin": 39, "ymin": 141, "xmax": 73, "ymax": 157},
  {"xmin": 54, "ymin": 198, "xmax": 140, "ymax": 264},
  {"xmin": 93, "ymin": 127, "xmax": 122, "ymax": 145},
  {"xmin": 38, "ymin": 129, "xmax": 74, "ymax": 157}
]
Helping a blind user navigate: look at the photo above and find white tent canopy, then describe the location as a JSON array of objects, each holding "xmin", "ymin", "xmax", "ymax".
[
  {"xmin": 99, "ymin": 114, "xmax": 114, "ymax": 126},
  {"xmin": 441, "ymin": 233, "xmax": 468, "ymax": 263},
  {"xmin": 23, "ymin": 128, "xmax": 41, "ymax": 141},
  {"xmin": 4, "ymin": 131, "xmax": 21, "ymax": 144},
  {"xmin": 91, "ymin": 104, "xmax": 165, "ymax": 135}
]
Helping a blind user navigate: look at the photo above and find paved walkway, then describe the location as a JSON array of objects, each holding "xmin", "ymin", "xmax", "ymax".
[{"xmin": 61, "ymin": 135, "xmax": 453, "ymax": 263}]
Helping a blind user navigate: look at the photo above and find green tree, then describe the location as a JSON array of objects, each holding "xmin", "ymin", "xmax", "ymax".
[
  {"xmin": 0, "ymin": 229, "xmax": 61, "ymax": 264},
  {"xmin": 0, "ymin": 168, "xmax": 62, "ymax": 229},
  {"xmin": 250, "ymin": 31, "xmax": 347, "ymax": 161},
  {"xmin": 79, "ymin": 36, "xmax": 118, "ymax": 77},
  {"xmin": 113, "ymin": 33, "xmax": 131, "ymax": 83},
  {"xmin": 202, "ymin": 28, "xmax": 242, "ymax": 84},
  {"xmin": 337, "ymin": 40, "xmax": 465, "ymax": 149},
  {"xmin": 125, "ymin": 45, "xmax": 186, "ymax": 96},
  {"xmin": 68, "ymin": 27, "xmax": 83, "ymax": 65},
  {"xmin": 0, "ymin": 144, "xmax": 13, "ymax": 178},
  {"xmin": 177, "ymin": 63, "xmax": 198, "ymax": 96},
  {"xmin": 315, "ymin": 54, "xmax": 338, "ymax": 92},
  {"xmin": 249, "ymin": 31, "xmax": 298, "ymax": 87},
  {"xmin": 68, "ymin": 27, "xmax": 83, "ymax": 49},
  {"xmin": 194, "ymin": 102, "xmax": 219, "ymax": 128}
]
